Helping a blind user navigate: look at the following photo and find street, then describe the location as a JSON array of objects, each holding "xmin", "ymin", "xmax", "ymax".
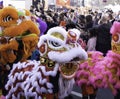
[{"xmin": 69, "ymin": 84, "xmax": 114, "ymax": 99}]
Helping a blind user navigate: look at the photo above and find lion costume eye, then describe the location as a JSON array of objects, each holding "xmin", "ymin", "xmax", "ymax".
[
  {"xmin": 3, "ymin": 15, "xmax": 13, "ymax": 22},
  {"xmin": 49, "ymin": 40, "xmax": 61, "ymax": 47},
  {"xmin": 112, "ymin": 33, "xmax": 120, "ymax": 43}
]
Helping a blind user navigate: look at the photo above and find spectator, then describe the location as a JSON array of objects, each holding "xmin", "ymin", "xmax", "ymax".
[
  {"xmin": 77, "ymin": 14, "xmax": 86, "ymax": 30},
  {"xmin": 86, "ymin": 27, "xmax": 97, "ymax": 51},
  {"xmin": 85, "ymin": 14, "xmax": 94, "ymax": 32},
  {"xmin": 66, "ymin": 20, "xmax": 76, "ymax": 31},
  {"xmin": 95, "ymin": 14, "xmax": 112, "ymax": 56}
]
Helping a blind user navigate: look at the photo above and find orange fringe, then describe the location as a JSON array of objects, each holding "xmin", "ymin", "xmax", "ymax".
[
  {"xmin": 0, "ymin": 40, "xmax": 18, "ymax": 65},
  {"xmin": 3, "ymin": 20, "xmax": 40, "ymax": 37},
  {"xmin": 21, "ymin": 36, "xmax": 38, "ymax": 61}
]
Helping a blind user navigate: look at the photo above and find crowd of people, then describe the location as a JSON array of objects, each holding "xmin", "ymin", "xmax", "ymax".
[{"xmin": 30, "ymin": 5, "xmax": 120, "ymax": 55}]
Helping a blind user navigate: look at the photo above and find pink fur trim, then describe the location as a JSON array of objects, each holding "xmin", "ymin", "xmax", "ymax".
[{"xmin": 0, "ymin": 96, "xmax": 6, "ymax": 99}]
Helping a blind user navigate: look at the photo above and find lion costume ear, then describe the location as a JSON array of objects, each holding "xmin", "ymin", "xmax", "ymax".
[
  {"xmin": 24, "ymin": 9, "xmax": 31, "ymax": 16},
  {"xmin": 17, "ymin": 8, "xmax": 31, "ymax": 19}
]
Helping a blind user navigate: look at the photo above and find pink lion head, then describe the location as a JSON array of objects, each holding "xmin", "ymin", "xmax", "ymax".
[
  {"xmin": 110, "ymin": 21, "xmax": 120, "ymax": 35},
  {"xmin": 110, "ymin": 21, "xmax": 120, "ymax": 54}
]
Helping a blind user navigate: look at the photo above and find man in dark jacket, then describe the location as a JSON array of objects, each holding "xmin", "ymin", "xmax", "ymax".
[{"xmin": 95, "ymin": 15, "xmax": 112, "ymax": 56}]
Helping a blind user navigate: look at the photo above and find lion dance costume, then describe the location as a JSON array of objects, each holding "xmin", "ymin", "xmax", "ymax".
[
  {"xmin": 0, "ymin": 6, "xmax": 40, "ymax": 98},
  {"xmin": 0, "ymin": 6, "xmax": 88, "ymax": 99},
  {"xmin": 75, "ymin": 21, "xmax": 120, "ymax": 99}
]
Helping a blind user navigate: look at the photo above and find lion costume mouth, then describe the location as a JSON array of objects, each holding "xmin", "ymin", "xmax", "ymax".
[
  {"xmin": 2, "ymin": 20, "xmax": 40, "ymax": 62},
  {"xmin": 59, "ymin": 62, "xmax": 79, "ymax": 79}
]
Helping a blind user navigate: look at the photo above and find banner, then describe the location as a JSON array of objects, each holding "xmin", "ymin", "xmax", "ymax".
[{"xmin": 56, "ymin": 0, "xmax": 70, "ymax": 6}]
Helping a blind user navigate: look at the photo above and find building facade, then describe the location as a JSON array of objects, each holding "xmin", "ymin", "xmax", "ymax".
[
  {"xmin": 47, "ymin": 0, "xmax": 120, "ymax": 8},
  {"xmin": 2, "ymin": 0, "xmax": 120, "ymax": 10}
]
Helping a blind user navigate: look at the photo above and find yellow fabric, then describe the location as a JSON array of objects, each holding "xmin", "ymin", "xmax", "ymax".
[
  {"xmin": 0, "ymin": 89, "xmax": 2, "ymax": 96},
  {"xmin": 112, "ymin": 41, "xmax": 120, "ymax": 54}
]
